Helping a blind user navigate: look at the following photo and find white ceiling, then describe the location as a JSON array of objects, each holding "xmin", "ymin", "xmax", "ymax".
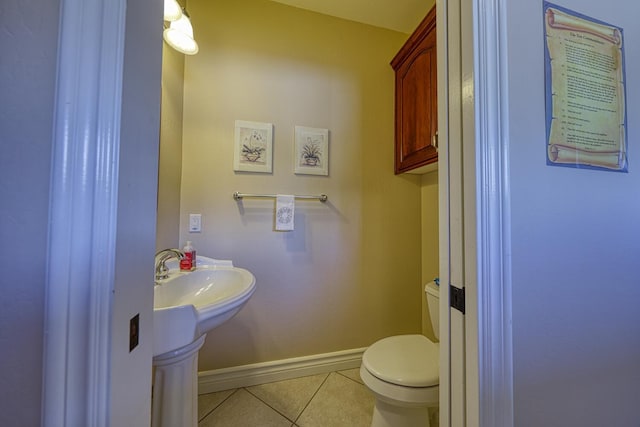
[{"xmin": 266, "ymin": 0, "xmax": 435, "ymax": 34}]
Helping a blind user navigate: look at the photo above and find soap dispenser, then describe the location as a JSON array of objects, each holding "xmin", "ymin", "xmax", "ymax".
[{"xmin": 180, "ymin": 240, "xmax": 196, "ymax": 271}]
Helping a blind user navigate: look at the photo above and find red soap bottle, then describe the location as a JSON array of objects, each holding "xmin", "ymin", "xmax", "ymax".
[{"xmin": 180, "ymin": 240, "xmax": 196, "ymax": 271}]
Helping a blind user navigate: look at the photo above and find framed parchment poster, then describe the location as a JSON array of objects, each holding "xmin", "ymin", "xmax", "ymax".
[{"xmin": 543, "ymin": 2, "xmax": 628, "ymax": 172}]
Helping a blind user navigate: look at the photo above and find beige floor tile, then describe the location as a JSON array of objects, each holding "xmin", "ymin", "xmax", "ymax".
[
  {"xmin": 337, "ymin": 367, "xmax": 363, "ymax": 384},
  {"xmin": 296, "ymin": 372, "xmax": 374, "ymax": 427},
  {"xmin": 199, "ymin": 389, "xmax": 291, "ymax": 427},
  {"xmin": 198, "ymin": 389, "xmax": 235, "ymax": 421},
  {"xmin": 246, "ymin": 373, "xmax": 328, "ymax": 421}
]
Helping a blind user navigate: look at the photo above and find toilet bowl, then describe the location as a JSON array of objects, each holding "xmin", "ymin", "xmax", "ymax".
[{"xmin": 361, "ymin": 282, "xmax": 440, "ymax": 427}]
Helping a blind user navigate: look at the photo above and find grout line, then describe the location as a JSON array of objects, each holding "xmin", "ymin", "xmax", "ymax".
[
  {"xmin": 335, "ymin": 368, "xmax": 364, "ymax": 386},
  {"xmin": 293, "ymin": 372, "xmax": 332, "ymax": 424},
  {"xmin": 243, "ymin": 371, "xmax": 332, "ymax": 424},
  {"xmin": 243, "ymin": 387, "xmax": 296, "ymax": 423},
  {"xmin": 198, "ymin": 388, "xmax": 239, "ymax": 423}
]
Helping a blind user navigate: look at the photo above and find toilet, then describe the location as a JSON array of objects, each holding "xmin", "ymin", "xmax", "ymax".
[{"xmin": 360, "ymin": 282, "xmax": 440, "ymax": 427}]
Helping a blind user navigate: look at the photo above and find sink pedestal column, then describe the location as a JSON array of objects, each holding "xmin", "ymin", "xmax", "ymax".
[{"xmin": 152, "ymin": 335, "xmax": 206, "ymax": 427}]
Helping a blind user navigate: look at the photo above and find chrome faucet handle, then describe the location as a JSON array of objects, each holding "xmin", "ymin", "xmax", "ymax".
[{"xmin": 154, "ymin": 249, "xmax": 184, "ymax": 281}]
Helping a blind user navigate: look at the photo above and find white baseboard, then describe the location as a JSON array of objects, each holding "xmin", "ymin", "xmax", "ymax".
[{"xmin": 198, "ymin": 347, "xmax": 366, "ymax": 394}]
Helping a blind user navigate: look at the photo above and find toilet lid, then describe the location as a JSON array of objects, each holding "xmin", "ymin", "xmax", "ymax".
[{"xmin": 362, "ymin": 335, "xmax": 439, "ymax": 387}]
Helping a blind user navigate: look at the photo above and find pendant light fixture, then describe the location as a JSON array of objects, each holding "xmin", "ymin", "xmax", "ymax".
[
  {"xmin": 163, "ymin": 0, "xmax": 182, "ymax": 22},
  {"xmin": 163, "ymin": 1, "xmax": 199, "ymax": 55}
]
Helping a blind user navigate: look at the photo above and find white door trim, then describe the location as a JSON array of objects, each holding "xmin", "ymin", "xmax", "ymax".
[
  {"xmin": 440, "ymin": 0, "xmax": 514, "ymax": 426},
  {"xmin": 473, "ymin": 0, "xmax": 514, "ymax": 425},
  {"xmin": 436, "ymin": 1, "xmax": 452, "ymax": 426},
  {"xmin": 438, "ymin": 0, "xmax": 470, "ymax": 424},
  {"xmin": 42, "ymin": 0, "xmax": 126, "ymax": 424}
]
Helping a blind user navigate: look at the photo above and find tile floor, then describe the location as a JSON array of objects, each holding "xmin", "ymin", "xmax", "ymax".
[{"xmin": 197, "ymin": 368, "xmax": 439, "ymax": 427}]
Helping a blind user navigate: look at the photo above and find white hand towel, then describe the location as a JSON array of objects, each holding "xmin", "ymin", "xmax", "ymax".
[{"xmin": 275, "ymin": 195, "xmax": 295, "ymax": 231}]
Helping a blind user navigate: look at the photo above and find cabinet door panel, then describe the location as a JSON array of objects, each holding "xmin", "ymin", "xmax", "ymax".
[
  {"xmin": 399, "ymin": 43, "xmax": 436, "ymax": 166},
  {"xmin": 392, "ymin": 6, "xmax": 437, "ymax": 174}
]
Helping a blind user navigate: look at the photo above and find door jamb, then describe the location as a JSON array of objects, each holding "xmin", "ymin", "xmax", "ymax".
[
  {"xmin": 474, "ymin": 0, "xmax": 514, "ymax": 425},
  {"xmin": 438, "ymin": 0, "xmax": 514, "ymax": 426},
  {"xmin": 42, "ymin": 0, "xmax": 126, "ymax": 424}
]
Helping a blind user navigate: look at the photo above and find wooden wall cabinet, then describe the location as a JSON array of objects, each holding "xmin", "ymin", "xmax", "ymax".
[{"xmin": 391, "ymin": 6, "xmax": 437, "ymax": 174}]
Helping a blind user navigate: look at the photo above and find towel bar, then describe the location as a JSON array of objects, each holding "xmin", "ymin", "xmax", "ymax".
[{"xmin": 233, "ymin": 192, "xmax": 328, "ymax": 202}]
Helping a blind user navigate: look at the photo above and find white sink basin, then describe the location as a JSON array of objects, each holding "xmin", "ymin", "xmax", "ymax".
[{"xmin": 153, "ymin": 256, "xmax": 256, "ymax": 357}]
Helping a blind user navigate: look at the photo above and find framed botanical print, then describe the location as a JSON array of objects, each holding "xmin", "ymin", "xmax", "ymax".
[
  {"xmin": 294, "ymin": 126, "xmax": 329, "ymax": 176},
  {"xmin": 233, "ymin": 120, "xmax": 273, "ymax": 173}
]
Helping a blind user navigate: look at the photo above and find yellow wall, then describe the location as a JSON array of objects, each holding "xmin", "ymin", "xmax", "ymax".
[
  {"xmin": 177, "ymin": 0, "xmax": 424, "ymax": 370},
  {"xmin": 421, "ymin": 171, "xmax": 439, "ymax": 340},
  {"xmin": 157, "ymin": 44, "xmax": 184, "ymax": 251}
]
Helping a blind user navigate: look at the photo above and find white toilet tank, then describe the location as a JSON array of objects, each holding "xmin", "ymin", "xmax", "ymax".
[{"xmin": 425, "ymin": 282, "xmax": 440, "ymax": 340}]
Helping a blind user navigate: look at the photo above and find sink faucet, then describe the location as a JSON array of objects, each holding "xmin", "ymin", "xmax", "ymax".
[{"xmin": 155, "ymin": 249, "xmax": 184, "ymax": 281}]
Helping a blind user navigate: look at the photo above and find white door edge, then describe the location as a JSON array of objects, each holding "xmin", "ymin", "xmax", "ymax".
[
  {"xmin": 436, "ymin": 0, "xmax": 452, "ymax": 425},
  {"xmin": 438, "ymin": 0, "xmax": 468, "ymax": 424}
]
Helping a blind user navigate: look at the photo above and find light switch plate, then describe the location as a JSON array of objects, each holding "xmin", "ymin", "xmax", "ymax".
[{"xmin": 189, "ymin": 214, "xmax": 202, "ymax": 232}]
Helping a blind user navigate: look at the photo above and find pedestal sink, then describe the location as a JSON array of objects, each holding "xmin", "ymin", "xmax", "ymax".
[{"xmin": 152, "ymin": 256, "xmax": 256, "ymax": 427}]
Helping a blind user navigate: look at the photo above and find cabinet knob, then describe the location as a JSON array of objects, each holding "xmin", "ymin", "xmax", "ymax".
[{"xmin": 432, "ymin": 132, "xmax": 439, "ymax": 151}]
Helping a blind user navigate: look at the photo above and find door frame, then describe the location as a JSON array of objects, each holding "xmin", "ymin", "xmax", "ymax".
[
  {"xmin": 42, "ymin": 0, "xmax": 126, "ymax": 424},
  {"xmin": 43, "ymin": 0, "xmax": 515, "ymax": 425},
  {"xmin": 438, "ymin": 0, "xmax": 514, "ymax": 425},
  {"xmin": 473, "ymin": 1, "xmax": 514, "ymax": 425}
]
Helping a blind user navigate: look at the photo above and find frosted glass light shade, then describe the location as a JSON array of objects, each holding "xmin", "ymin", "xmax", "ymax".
[
  {"xmin": 163, "ymin": 15, "xmax": 199, "ymax": 55},
  {"xmin": 164, "ymin": 0, "xmax": 182, "ymax": 21}
]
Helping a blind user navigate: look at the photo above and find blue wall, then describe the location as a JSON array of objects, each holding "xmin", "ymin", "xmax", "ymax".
[
  {"xmin": 507, "ymin": 1, "xmax": 640, "ymax": 425},
  {"xmin": 0, "ymin": 0, "xmax": 59, "ymax": 424}
]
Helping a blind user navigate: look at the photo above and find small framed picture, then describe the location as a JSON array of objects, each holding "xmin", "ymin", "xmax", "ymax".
[
  {"xmin": 234, "ymin": 120, "xmax": 273, "ymax": 173},
  {"xmin": 294, "ymin": 126, "xmax": 329, "ymax": 176}
]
